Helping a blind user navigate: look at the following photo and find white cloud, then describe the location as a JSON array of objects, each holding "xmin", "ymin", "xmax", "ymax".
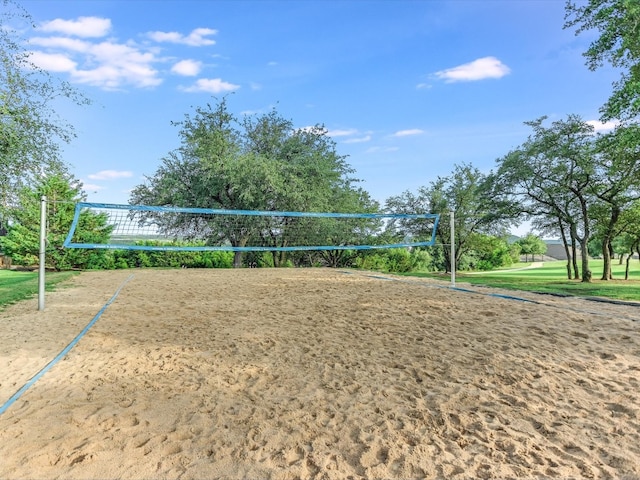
[
  {"xmin": 365, "ymin": 146, "xmax": 400, "ymax": 154},
  {"xmin": 393, "ymin": 129, "xmax": 424, "ymax": 137},
  {"xmin": 343, "ymin": 135, "xmax": 372, "ymax": 144},
  {"xmin": 29, "ymin": 20, "xmax": 231, "ymax": 91},
  {"xmin": 76, "ymin": 41, "xmax": 161, "ymax": 88},
  {"xmin": 30, "ymin": 36, "xmax": 92, "ymax": 52},
  {"xmin": 328, "ymin": 129, "xmax": 358, "ymax": 137},
  {"xmin": 148, "ymin": 31, "xmax": 181, "ymax": 43},
  {"xmin": 147, "ymin": 27, "xmax": 217, "ymax": 46},
  {"xmin": 81, "ymin": 183, "xmax": 105, "ymax": 192},
  {"xmin": 435, "ymin": 56, "xmax": 510, "ymax": 82},
  {"xmin": 30, "ymin": 17, "xmax": 222, "ymax": 93},
  {"xmin": 586, "ymin": 120, "xmax": 620, "ymax": 132},
  {"xmin": 39, "ymin": 16, "xmax": 112, "ymax": 38},
  {"xmin": 26, "ymin": 51, "xmax": 77, "ymax": 72},
  {"xmin": 171, "ymin": 59, "xmax": 202, "ymax": 76},
  {"xmin": 88, "ymin": 170, "xmax": 134, "ymax": 180},
  {"xmin": 182, "ymin": 78, "xmax": 240, "ymax": 93},
  {"xmin": 29, "ymin": 37, "xmax": 163, "ymax": 89},
  {"xmin": 327, "ymin": 129, "xmax": 372, "ymax": 143},
  {"xmin": 416, "ymin": 83, "xmax": 432, "ymax": 90}
]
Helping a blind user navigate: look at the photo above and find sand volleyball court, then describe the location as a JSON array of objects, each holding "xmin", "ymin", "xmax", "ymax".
[{"xmin": 1, "ymin": 268, "xmax": 639, "ymax": 479}]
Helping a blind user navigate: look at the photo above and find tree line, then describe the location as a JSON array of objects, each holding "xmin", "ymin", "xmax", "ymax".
[{"xmin": 1, "ymin": 0, "xmax": 639, "ymax": 281}]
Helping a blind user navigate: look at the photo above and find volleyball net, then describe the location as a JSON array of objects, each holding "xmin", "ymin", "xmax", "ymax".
[{"xmin": 62, "ymin": 202, "xmax": 440, "ymax": 252}]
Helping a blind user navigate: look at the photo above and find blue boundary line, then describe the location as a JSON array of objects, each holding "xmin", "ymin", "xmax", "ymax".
[
  {"xmin": 343, "ymin": 270, "xmax": 640, "ymax": 320},
  {"xmin": 343, "ymin": 270, "xmax": 545, "ymax": 305},
  {"xmin": 450, "ymin": 286, "xmax": 540, "ymax": 304},
  {"xmin": 0, "ymin": 274, "xmax": 134, "ymax": 416}
]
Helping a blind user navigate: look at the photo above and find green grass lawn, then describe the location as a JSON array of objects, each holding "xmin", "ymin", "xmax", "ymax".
[
  {"xmin": 0, "ymin": 270, "xmax": 78, "ymax": 310},
  {"xmin": 405, "ymin": 259, "xmax": 640, "ymax": 302}
]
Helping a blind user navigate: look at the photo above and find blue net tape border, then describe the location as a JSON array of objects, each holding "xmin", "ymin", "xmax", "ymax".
[{"xmin": 63, "ymin": 202, "xmax": 440, "ymax": 252}]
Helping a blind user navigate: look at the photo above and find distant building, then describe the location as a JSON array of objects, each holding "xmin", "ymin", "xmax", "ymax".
[
  {"xmin": 508, "ymin": 234, "xmax": 577, "ymax": 261},
  {"xmin": 544, "ymin": 239, "xmax": 570, "ymax": 260},
  {"xmin": 540, "ymin": 239, "xmax": 584, "ymax": 261}
]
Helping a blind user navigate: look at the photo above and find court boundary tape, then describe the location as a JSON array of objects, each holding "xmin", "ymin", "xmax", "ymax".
[
  {"xmin": 339, "ymin": 270, "xmax": 640, "ymax": 321},
  {"xmin": 0, "ymin": 274, "xmax": 135, "ymax": 416}
]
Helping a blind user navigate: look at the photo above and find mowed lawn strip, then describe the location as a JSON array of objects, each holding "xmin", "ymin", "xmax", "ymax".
[
  {"xmin": 405, "ymin": 260, "xmax": 640, "ymax": 302},
  {"xmin": 0, "ymin": 270, "xmax": 77, "ymax": 309}
]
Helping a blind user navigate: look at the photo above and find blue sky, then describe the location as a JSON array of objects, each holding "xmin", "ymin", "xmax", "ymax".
[{"xmin": 18, "ymin": 0, "xmax": 618, "ymax": 216}]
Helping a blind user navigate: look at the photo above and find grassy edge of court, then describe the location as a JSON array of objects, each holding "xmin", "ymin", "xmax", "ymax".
[
  {"xmin": 0, "ymin": 270, "xmax": 79, "ymax": 310},
  {"xmin": 401, "ymin": 259, "xmax": 640, "ymax": 303}
]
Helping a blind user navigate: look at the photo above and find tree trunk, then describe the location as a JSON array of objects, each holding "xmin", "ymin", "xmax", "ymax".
[
  {"xmin": 233, "ymin": 251, "xmax": 243, "ymax": 268},
  {"xmin": 601, "ymin": 237, "xmax": 612, "ymax": 280},
  {"xmin": 580, "ymin": 238, "xmax": 591, "ymax": 283},
  {"xmin": 601, "ymin": 207, "xmax": 620, "ymax": 280},
  {"xmin": 581, "ymin": 199, "xmax": 592, "ymax": 282},
  {"xmin": 630, "ymin": 242, "xmax": 640, "ymax": 280},
  {"xmin": 232, "ymin": 236, "xmax": 249, "ymax": 268},
  {"xmin": 625, "ymin": 250, "xmax": 632, "ymax": 280},
  {"xmin": 569, "ymin": 225, "xmax": 580, "ymax": 280},
  {"xmin": 559, "ymin": 222, "xmax": 572, "ymax": 280},
  {"xmin": 321, "ymin": 250, "xmax": 342, "ymax": 268},
  {"xmin": 572, "ymin": 246, "xmax": 580, "ymax": 279}
]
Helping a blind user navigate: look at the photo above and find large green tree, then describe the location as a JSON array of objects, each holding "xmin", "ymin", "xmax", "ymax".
[
  {"xmin": 130, "ymin": 98, "xmax": 368, "ymax": 267},
  {"xmin": 565, "ymin": 0, "xmax": 640, "ymax": 121},
  {"xmin": 0, "ymin": 0, "xmax": 89, "ymax": 228},
  {"xmin": 0, "ymin": 172, "xmax": 112, "ymax": 270},
  {"xmin": 591, "ymin": 124, "xmax": 640, "ymax": 279},
  {"xmin": 515, "ymin": 233, "xmax": 548, "ymax": 262},
  {"xmin": 498, "ymin": 115, "xmax": 640, "ymax": 281},
  {"xmin": 386, "ymin": 163, "xmax": 513, "ymax": 273},
  {"xmin": 496, "ymin": 116, "xmax": 596, "ymax": 282},
  {"xmin": 311, "ymin": 187, "xmax": 381, "ymax": 268},
  {"xmin": 618, "ymin": 200, "xmax": 640, "ymax": 279}
]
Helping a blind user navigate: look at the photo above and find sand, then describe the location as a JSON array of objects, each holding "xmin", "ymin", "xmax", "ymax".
[{"xmin": 0, "ymin": 268, "xmax": 639, "ymax": 480}]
